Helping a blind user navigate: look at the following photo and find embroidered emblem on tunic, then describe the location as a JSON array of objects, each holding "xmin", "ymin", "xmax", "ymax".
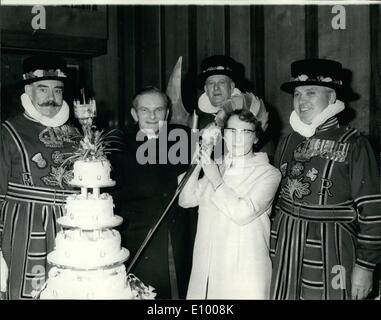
[
  {"xmin": 306, "ymin": 168, "xmax": 318, "ymax": 181},
  {"xmin": 280, "ymin": 163, "xmax": 288, "ymax": 177},
  {"xmin": 294, "ymin": 138, "xmax": 350, "ymax": 162},
  {"xmin": 318, "ymin": 178, "xmax": 333, "ymax": 197},
  {"xmin": 39, "ymin": 125, "xmax": 80, "ymax": 148},
  {"xmin": 282, "ymin": 177, "xmax": 311, "ymax": 200},
  {"xmin": 31, "ymin": 152, "xmax": 47, "ymax": 169},
  {"xmin": 51, "ymin": 151, "xmax": 65, "ymax": 165},
  {"xmin": 41, "ymin": 166, "xmax": 73, "ymax": 188},
  {"xmin": 290, "ymin": 162, "xmax": 304, "ymax": 177}
]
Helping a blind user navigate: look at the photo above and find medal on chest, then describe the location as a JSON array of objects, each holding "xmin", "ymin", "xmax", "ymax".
[
  {"xmin": 293, "ymin": 138, "xmax": 350, "ymax": 163},
  {"xmin": 39, "ymin": 125, "xmax": 80, "ymax": 148}
]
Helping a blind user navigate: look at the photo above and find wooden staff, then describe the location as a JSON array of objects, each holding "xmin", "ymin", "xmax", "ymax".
[{"xmin": 126, "ymin": 114, "xmax": 203, "ymax": 274}]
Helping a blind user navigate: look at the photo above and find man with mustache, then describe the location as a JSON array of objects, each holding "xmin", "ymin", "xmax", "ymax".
[
  {"xmin": 270, "ymin": 58, "xmax": 381, "ymax": 300},
  {"xmin": 0, "ymin": 55, "xmax": 79, "ymax": 299}
]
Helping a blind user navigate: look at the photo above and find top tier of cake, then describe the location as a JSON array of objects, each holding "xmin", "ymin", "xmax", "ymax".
[{"xmin": 70, "ymin": 159, "xmax": 115, "ymax": 187}]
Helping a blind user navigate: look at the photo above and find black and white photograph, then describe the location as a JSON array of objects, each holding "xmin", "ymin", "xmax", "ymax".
[{"xmin": 0, "ymin": 0, "xmax": 381, "ymax": 311}]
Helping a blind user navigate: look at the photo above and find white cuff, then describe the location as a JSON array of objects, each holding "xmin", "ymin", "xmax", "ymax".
[{"xmin": 0, "ymin": 251, "xmax": 8, "ymax": 292}]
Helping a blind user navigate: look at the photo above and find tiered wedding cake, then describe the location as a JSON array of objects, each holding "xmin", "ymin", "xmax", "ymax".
[{"xmin": 38, "ymin": 98, "xmax": 155, "ymax": 300}]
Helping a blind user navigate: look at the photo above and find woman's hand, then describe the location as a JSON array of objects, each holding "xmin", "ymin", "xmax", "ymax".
[
  {"xmin": 200, "ymin": 123, "xmax": 222, "ymax": 146},
  {"xmin": 1, "ymin": 250, "xmax": 8, "ymax": 292},
  {"xmin": 351, "ymin": 265, "xmax": 373, "ymax": 300},
  {"xmin": 198, "ymin": 144, "xmax": 223, "ymax": 191}
]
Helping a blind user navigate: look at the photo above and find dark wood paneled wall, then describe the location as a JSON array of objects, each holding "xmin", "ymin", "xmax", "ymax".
[
  {"xmin": 319, "ymin": 6, "xmax": 371, "ymax": 135},
  {"xmin": 264, "ymin": 6, "xmax": 305, "ymax": 137},
  {"xmin": 370, "ymin": 5, "xmax": 381, "ymax": 156},
  {"xmin": 90, "ymin": 5, "xmax": 381, "ymax": 153}
]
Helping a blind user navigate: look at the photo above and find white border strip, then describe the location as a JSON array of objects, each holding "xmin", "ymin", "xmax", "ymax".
[{"xmin": 1, "ymin": 0, "xmax": 381, "ymax": 6}]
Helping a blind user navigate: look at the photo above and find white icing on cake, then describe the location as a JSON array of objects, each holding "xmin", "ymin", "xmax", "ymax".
[
  {"xmin": 70, "ymin": 159, "xmax": 115, "ymax": 187},
  {"xmin": 58, "ymin": 192, "xmax": 122, "ymax": 229},
  {"xmin": 40, "ymin": 266, "xmax": 135, "ymax": 299},
  {"xmin": 39, "ymin": 139, "xmax": 155, "ymax": 300},
  {"xmin": 48, "ymin": 229, "xmax": 129, "ymax": 269}
]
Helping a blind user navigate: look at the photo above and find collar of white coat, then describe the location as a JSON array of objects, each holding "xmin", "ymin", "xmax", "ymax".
[
  {"xmin": 289, "ymin": 99, "xmax": 345, "ymax": 138},
  {"xmin": 223, "ymin": 151, "xmax": 269, "ymax": 170},
  {"xmin": 21, "ymin": 93, "xmax": 69, "ymax": 128},
  {"xmin": 198, "ymin": 88, "xmax": 242, "ymax": 114}
]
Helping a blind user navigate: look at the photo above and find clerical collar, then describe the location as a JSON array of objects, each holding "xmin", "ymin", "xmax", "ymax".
[{"xmin": 139, "ymin": 129, "xmax": 159, "ymax": 140}]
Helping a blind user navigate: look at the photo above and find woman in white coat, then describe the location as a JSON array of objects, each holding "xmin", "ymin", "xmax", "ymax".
[{"xmin": 179, "ymin": 109, "xmax": 281, "ymax": 299}]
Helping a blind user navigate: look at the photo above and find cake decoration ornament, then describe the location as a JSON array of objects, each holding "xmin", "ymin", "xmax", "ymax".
[
  {"xmin": 127, "ymin": 274, "xmax": 156, "ymax": 299},
  {"xmin": 57, "ymin": 91, "xmax": 122, "ymax": 188},
  {"xmin": 73, "ymin": 88, "xmax": 96, "ymax": 133}
]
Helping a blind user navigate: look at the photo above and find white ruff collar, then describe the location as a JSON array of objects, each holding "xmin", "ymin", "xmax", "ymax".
[
  {"xmin": 21, "ymin": 93, "xmax": 69, "ymax": 127},
  {"xmin": 198, "ymin": 88, "xmax": 242, "ymax": 114},
  {"xmin": 289, "ymin": 100, "xmax": 345, "ymax": 138}
]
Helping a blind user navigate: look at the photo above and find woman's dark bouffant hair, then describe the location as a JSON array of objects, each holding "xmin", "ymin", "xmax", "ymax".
[{"xmin": 225, "ymin": 109, "xmax": 264, "ymax": 142}]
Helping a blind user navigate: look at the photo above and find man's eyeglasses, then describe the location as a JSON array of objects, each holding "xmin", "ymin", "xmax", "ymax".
[
  {"xmin": 137, "ymin": 106, "xmax": 167, "ymax": 116},
  {"xmin": 224, "ymin": 128, "xmax": 256, "ymax": 136}
]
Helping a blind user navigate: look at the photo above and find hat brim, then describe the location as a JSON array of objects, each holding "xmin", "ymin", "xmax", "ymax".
[
  {"xmin": 197, "ymin": 70, "xmax": 236, "ymax": 89},
  {"xmin": 280, "ymin": 81, "xmax": 345, "ymax": 100},
  {"xmin": 23, "ymin": 76, "xmax": 67, "ymax": 85}
]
